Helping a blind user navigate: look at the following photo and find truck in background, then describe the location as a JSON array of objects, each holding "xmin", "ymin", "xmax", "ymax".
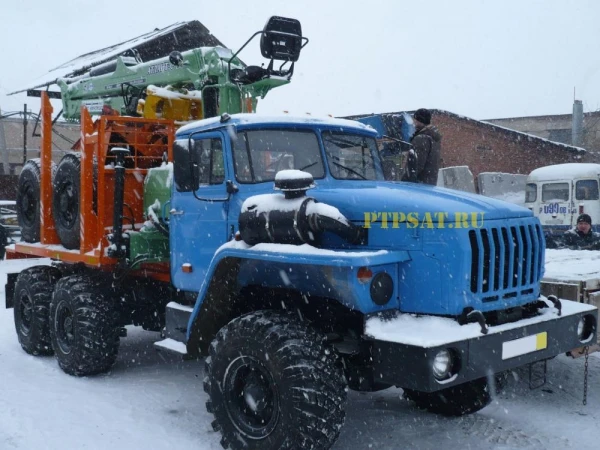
[{"xmin": 525, "ymin": 163, "xmax": 600, "ymax": 234}]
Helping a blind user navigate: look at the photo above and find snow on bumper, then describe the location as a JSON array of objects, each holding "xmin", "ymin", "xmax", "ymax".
[{"xmin": 364, "ymin": 299, "xmax": 597, "ymax": 393}]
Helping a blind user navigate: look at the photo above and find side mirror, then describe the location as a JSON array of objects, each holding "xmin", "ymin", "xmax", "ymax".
[
  {"xmin": 226, "ymin": 180, "xmax": 239, "ymax": 194},
  {"xmin": 260, "ymin": 16, "xmax": 303, "ymax": 62}
]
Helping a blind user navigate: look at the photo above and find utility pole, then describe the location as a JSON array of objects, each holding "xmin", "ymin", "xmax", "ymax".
[
  {"xmin": 0, "ymin": 105, "xmax": 10, "ymax": 174},
  {"xmin": 23, "ymin": 104, "xmax": 28, "ymax": 165}
]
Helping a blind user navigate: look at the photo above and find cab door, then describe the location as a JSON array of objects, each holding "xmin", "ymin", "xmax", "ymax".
[
  {"xmin": 538, "ymin": 180, "xmax": 572, "ymax": 230},
  {"xmin": 170, "ymin": 131, "xmax": 231, "ymax": 291},
  {"xmin": 573, "ymin": 178, "xmax": 600, "ymax": 230}
]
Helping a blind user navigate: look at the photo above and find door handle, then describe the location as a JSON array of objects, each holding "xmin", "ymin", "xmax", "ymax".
[{"xmin": 170, "ymin": 209, "xmax": 184, "ymax": 216}]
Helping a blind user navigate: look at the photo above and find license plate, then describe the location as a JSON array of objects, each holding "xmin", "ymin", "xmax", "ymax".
[{"xmin": 502, "ymin": 332, "xmax": 547, "ymax": 360}]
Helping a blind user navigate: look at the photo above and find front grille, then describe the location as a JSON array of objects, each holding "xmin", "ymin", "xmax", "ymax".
[{"xmin": 469, "ymin": 223, "xmax": 543, "ymax": 295}]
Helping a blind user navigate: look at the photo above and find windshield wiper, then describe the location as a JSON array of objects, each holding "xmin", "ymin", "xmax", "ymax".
[
  {"xmin": 299, "ymin": 161, "xmax": 318, "ymax": 171},
  {"xmin": 331, "ymin": 161, "xmax": 367, "ymax": 180},
  {"xmin": 324, "ymin": 136, "xmax": 361, "ymax": 148}
]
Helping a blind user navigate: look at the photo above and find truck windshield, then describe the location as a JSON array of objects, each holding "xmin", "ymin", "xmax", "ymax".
[
  {"xmin": 232, "ymin": 129, "xmax": 325, "ymax": 183},
  {"xmin": 321, "ymin": 131, "xmax": 382, "ymax": 180}
]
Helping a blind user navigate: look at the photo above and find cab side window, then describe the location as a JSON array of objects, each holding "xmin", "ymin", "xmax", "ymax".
[{"xmin": 193, "ymin": 138, "xmax": 225, "ymax": 185}]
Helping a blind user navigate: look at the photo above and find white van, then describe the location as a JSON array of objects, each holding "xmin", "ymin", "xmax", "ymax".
[{"xmin": 525, "ymin": 163, "xmax": 600, "ymax": 233}]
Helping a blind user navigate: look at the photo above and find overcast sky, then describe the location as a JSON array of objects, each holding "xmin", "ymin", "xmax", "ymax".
[{"xmin": 1, "ymin": 0, "xmax": 599, "ymax": 121}]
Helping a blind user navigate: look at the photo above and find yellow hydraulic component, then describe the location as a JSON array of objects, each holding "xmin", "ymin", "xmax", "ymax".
[{"xmin": 137, "ymin": 85, "xmax": 203, "ymax": 122}]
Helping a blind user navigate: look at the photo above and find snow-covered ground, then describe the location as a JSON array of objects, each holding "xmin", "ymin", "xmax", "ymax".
[
  {"xmin": 545, "ymin": 248, "xmax": 600, "ymax": 281},
  {"xmin": 1, "ymin": 256, "xmax": 600, "ymax": 450}
]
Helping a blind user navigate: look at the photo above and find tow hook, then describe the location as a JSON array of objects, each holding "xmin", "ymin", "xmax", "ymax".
[
  {"xmin": 458, "ymin": 308, "xmax": 488, "ymax": 335},
  {"xmin": 546, "ymin": 295, "xmax": 562, "ymax": 316}
]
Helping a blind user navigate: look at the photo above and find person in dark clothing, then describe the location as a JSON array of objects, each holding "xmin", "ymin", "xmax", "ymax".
[
  {"xmin": 549, "ymin": 214, "xmax": 600, "ymax": 250},
  {"xmin": 402, "ymin": 108, "xmax": 442, "ymax": 185}
]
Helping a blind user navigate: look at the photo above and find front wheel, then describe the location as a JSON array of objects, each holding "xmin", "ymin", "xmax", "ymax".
[
  {"xmin": 204, "ymin": 310, "xmax": 347, "ymax": 450},
  {"xmin": 403, "ymin": 377, "xmax": 492, "ymax": 416}
]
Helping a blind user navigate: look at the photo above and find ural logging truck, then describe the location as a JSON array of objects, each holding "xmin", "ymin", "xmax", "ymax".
[{"xmin": 3, "ymin": 16, "xmax": 599, "ymax": 450}]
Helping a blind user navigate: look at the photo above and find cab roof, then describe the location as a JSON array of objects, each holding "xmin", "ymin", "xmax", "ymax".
[{"xmin": 176, "ymin": 113, "xmax": 377, "ymax": 137}]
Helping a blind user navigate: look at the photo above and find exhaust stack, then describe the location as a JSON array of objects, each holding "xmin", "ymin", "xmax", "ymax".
[{"xmin": 572, "ymin": 99, "xmax": 584, "ymax": 147}]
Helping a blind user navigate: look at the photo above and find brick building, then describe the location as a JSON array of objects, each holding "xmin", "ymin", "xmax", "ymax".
[
  {"xmin": 350, "ymin": 109, "xmax": 584, "ymax": 180},
  {"xmin": 0, "ymin": 117, "xmax": 80, "ymax": 175},
  {"xmin": 430, "ymin": 110, "xmax": 584, "ymax": 178},
  {"xmin": 485, "ymin": 105, "xmax": 600, "ymax": 163}
]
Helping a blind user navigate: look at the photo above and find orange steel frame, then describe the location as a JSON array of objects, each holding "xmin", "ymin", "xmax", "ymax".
[{"xmin": 8, "ymin": 92, "xmax": 175, "ymax": 282}]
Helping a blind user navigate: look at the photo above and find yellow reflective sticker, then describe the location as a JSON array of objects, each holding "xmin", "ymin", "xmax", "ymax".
[{"xmin": 536, "ymin": 332, "xmax": 548, "ymax": 350}]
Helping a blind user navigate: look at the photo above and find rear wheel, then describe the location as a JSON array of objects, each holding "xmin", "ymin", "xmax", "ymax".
[
  {"xmin": 13, "ymin": 265, "xmax": 62, "ymax": 355},
  {"xmin": 403, "ymin": 377, "xmax": 492, "ymax": 416},
  {"xmin": 204, "ymin": 310, "xmax": 347, "ymax": 450},
  {"xmin": 16, "ymin": 159, "xmax": 56, "ymax": 243},
  {"xmin": 49, "ymin": 275, "xmax": 120, "ymax": 376},
  {"xmin": 0, "ymin": 225, "xmax": 6, "ymax": 260}
]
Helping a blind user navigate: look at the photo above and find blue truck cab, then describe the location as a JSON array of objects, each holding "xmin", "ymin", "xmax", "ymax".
[{"xmin": 155, "ymin": 113, "xmax": 596, "ymax": 449}]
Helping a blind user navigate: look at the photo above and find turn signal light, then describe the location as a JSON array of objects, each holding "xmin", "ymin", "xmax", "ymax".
[{"xmin": 357, "ymin": 267, "xmax": 373, "ymax": 284}]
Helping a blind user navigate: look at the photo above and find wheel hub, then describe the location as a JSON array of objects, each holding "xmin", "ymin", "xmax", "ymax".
[
  {"xmin": 58, "ymin": 185, "xmax": 76, "ymax": 226},
  {"xmin": 20, "ymin": 187, "xmax": 36, "ymax": 224},
  {"xmin": 56, "ymin": 301, "xmax": 74, "ymax": 354},
  {"xmin": 223, "ymin": 356, "xmax": 280, "ymax": 439},
  {"xmin": 18, "ymin": 293, "xmax": 33, "ymax": 335},
  {"xmin": 243, "ymin": 378, "xmax": 268, "ymax": 413}
]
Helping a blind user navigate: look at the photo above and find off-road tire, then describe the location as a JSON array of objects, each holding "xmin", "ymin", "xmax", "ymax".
[
  {"xmin": 16, "ymin": 159, "xmax": 56, "ymax": 243},
  {"xmin": 204, "ymin": 310, "xmax": 347, "ymax": 450},
  {"xmin": 13, "ymin": 265, "xmax": 62, "ymax": 355},
  {"xmin": 403, "ymin": 377, "xmax": 491, "ymax": 416},
  {"xmin": 0, "ymin": 225, "xmax": 6, "ymax": 260},
  {"xmin": 49, "ymin": 275, "xmax": 120, "ymax": 376}
]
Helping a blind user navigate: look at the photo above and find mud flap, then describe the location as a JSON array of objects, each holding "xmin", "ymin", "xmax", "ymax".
[{"xmin": 4, "ymin": 273, "xmax": 18, "ymax": 308}]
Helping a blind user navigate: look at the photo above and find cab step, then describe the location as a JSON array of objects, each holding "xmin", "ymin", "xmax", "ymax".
[
  {"xmin": 154, "ymin": 338, "xmax": 189, "ymax": 357},
  {"xmin": 164, "ymin": 301, "xmax": 193, "ymax": 342},
  {"xmin": 154, "ymin": 302, "xmax": 195, "ymax": 359}
]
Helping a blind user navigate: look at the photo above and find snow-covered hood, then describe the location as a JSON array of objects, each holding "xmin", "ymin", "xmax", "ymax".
[{"xmin": 309, "ymin": 182, "xmax": 533, "ymax": 223}]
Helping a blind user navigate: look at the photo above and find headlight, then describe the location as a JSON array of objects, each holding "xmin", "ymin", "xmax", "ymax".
[
  {"xmin": 432, "ymin": 349, "xmax": 453, "ymax": 380},
  {"xmin": 370, "ymin": 272, "xmax": 393, "ymax": 306},
  {"xmin": 577, "ymin": 315, "xmax": 595, "ymax": 343}
]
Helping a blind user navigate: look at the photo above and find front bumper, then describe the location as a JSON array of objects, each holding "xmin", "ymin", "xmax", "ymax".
[{"xmin": 366, "ymin": 300, "xmax": 597, "ymax": 393}]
